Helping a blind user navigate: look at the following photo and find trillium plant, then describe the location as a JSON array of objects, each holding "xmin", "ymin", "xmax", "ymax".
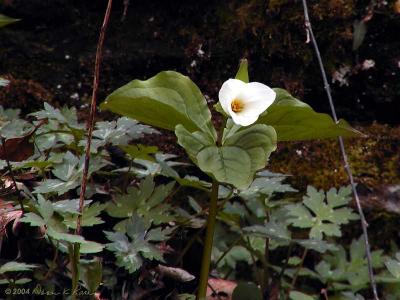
[{"xmin": 101, "ymin": 59, "xmax": 360, "ymax": 299}]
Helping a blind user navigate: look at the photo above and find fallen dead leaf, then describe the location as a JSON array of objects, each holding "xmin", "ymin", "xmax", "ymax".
[{"xmin": 206, "ymin": 278, "xmax": 237, "ymax": 300}]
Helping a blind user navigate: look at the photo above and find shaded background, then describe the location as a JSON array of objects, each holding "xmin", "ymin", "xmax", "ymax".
[
  {"xmin": 1, "ymin": 0, "xmax": 399, "ymax": 122},
  {"xmin": 0, "ymin": 0, "xmax": 399, "ymax": 200}
]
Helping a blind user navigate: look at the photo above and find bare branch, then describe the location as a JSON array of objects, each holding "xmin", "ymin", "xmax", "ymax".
[
  {"xmin": 301, "ymin": 1, "xmax": 379, "ymax": 299},
  {"xmin": 76, "ymin": 0, "xmax": 113, "ymax": 235}
]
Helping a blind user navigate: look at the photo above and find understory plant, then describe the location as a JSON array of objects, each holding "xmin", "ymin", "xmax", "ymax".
[
  {"xmin": 99, "ymin": 59, "xmax": 362, "ymax": 299},
  {"xmin": 1, "ymin": 60, "xmax": 399, "ymax": 300}
]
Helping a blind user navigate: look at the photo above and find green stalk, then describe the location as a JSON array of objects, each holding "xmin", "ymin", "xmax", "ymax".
[
  {"xmin": 196, "ymin": 179, "xmax": 219, "ymax": 300},
  {"xmin": 69, "ymin": 243, "xmax": 80, "ymax": 300}
]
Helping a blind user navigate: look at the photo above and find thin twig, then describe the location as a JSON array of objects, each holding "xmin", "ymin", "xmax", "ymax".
[
  {"xmin": 287, "ymin": 248, "xmax": 308, "ymax": 298},
  {"xmin": 301, "ymin": 1, "xmax": 379, "ymax": 299},
  {"xmin": 71, "ymin": 1, "xmax": 113, "ymax": 297},
  {"xmin": 76, "ymin": 0, "xmax": 113, "ymax": 235},
  {"xmin": 1, "ymin": 138, "xmax": 25, "ymax": 213}
]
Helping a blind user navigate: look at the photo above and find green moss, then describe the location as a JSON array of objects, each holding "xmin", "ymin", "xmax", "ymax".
[{"xmin": 270, "ymin": 123, "xmax": 400, "ymax": 191}]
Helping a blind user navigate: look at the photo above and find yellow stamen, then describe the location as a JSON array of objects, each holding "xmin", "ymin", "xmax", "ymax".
[{"xmin": 231, "ymin": 99, "xmax": 244, "ymax": 113}]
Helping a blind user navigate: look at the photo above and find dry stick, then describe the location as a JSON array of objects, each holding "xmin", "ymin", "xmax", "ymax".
[
  {"xmin": 76, "ymin": 0, "xmax": 113, "ymax": 235},
  {"xmin": 71, "ymin": 0, "xmax": 113, "ymax": 297},
  {"xmin": 1, "ymin": 137, "xmax": 25, "ymax": 213},
  {"xmin": 301, "ymin": 1, "xmax": 379, "ymax": 299}
]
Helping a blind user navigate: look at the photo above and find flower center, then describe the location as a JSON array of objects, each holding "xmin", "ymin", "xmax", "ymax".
[{"xmin": 231, "ymin": 99, "xmax": 244, "ymax": 113}]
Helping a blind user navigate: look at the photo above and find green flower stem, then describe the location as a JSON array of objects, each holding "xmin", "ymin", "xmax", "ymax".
[
  {"xmin": 196, "ymin": 179, "xmax": 219, "ymax": 300},
  {"xmin": 69, "ymin": 243, "xmax": 80, "ymax": 300}
]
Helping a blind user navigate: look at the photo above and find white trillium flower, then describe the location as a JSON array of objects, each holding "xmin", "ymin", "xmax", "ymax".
[{"xmin": 219, "ymin": 79, "xmax": 276, "ymax": 126}]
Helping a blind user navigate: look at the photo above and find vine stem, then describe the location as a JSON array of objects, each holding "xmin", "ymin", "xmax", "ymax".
[
  {"xmin": 301, "ymin": 1, "xmax": 379, "ymax": 299},
  {"xmin": 71, "ymin": 0, "xmax": 113, "ymax": 297},
  {"xmin": 287, "ymin": 248, "xmax": 308, "ymax": 298},
  {"xmin": 196, "ymin": 179, "xmax": 219, "ymax": 300}
]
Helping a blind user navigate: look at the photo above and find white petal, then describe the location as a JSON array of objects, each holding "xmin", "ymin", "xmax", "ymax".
[
  {"xmin": 218, "ymin": 79, "xmax": 246, "ymax": 114},
  {"xmin": 237, "ymin": 82, "xmax": 276, "ymax": 113},
  {"xmin": 230, "ymin": 111, "xmax": 259, "ymax": 126}
]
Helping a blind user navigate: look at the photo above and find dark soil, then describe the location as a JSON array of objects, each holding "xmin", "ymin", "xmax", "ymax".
[{"xmin": 0, "ymin": 0, "xmax": 399, "ymax": 123}]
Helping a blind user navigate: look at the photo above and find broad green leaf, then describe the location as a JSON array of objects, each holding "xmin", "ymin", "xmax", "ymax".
[
  {"xmin": 176, "ymin": 122, "xmax": 276, "ymax": 189},
  {"xmin": 101, "ymin": 71, "xmax": 216, "ymax": 140},
  {"xmin": 235, "ymin": 59, "xmax": 249, "ymax": 83},
  {"xmin": 0, "ymin": 262, "xmax": 36, "ymax": 274},
  {"xmin": 258, "ymin": 88, "xmax": 362, "ymax": 141},
  {"xmin": 197, "ymin": 145, "xmax": 252, "ymax": 189},
  {"xmin": 222, "ymin": 121, "xmax": 277, "ymax": 175},
  {"xmin": 0, "ymin": 14, "xmax": 19, "ymax": 28},
  {"xmin": 232, "ymin": 282, "xmax": 263, "ymax": 300}
]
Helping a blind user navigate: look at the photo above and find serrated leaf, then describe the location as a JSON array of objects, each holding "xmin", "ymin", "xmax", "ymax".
[
  {"xmin": 316, "ymin": 235, "xmax": 385, "ymax": 292},
  {"xmin": 84, "ymin": 117, "xmax": 158, "ymax": 152},
  {"xmin": 52, "ymin": 151, "xmax": 79, "ymax": 181},
  {"xmin": 63, "ymin": 202, "xmax": 107, "ymax": 229},
  {"xmin": 101, "ymin": 71, "xmax": 216, "ymax": 140},
  {"xmin": 20, "ymin": 212, "xmax": 46, "ymax": 227},
  {"xmin": 119, "ymin": 144, "xmax": 158, "ymax": 161},
  {"xmin": 287, "ymin": 185, "xmax": 358, "ymax": 240},
  {"xmin": 243, "ymin": 222, "xmax": 291, "ymax": 241},
  {"xmin": 52, "ymin": 199, "xmax": 92, "ymax": 214},
  {"xmin": 104, "ymin": 216, "xmax": 167, "ymax": 274},
  {"xmin": 239, "ymin": 175, "xmax": 297, "ymax": 200},
  {"xmin": 295, "ymin": 239, "xmax": 338, "ymax": 253},
  {"xmin": 106, "ymin": 177, "xmax": 174, "ymax": 225},
  {"xmin": 47, "ymin": 227, "xmax": 85, "ymax": 244},
  {"xmin": 218, "ymin": 246, "xmax": 252, "ymax": 269},
  {"xmin": 33, "ymin": 178, "xmax": 80, "ymax": 195}
]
